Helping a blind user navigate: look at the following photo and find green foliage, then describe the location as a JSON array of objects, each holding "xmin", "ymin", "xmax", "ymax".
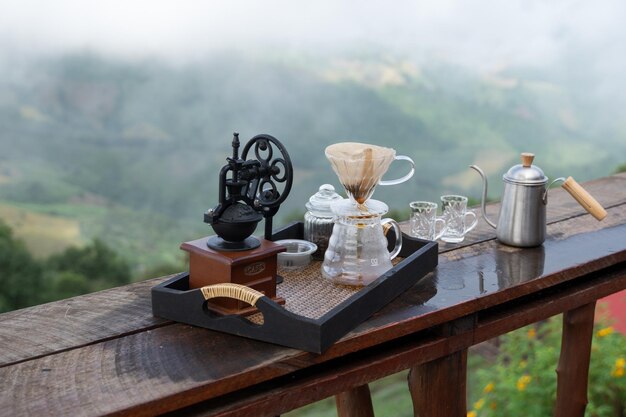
[
  {"xmin": 46, "ymin": 238, "xmax": 132, "ymax": 289},
  {"xmin": 0, "ymin": 221, "xmax": 43, "ymax": 312},
  {"xmin": 0, "ymin": 221, "xmax": 132, "ymax": 312},
  {"xmin": 46, "ymin": 271, "xmax": 92, "ymax": 300},
  {"xmin": 468, "ymin": 316, "xmax": 626, "ymax": 417},
  {"xmin": 387, "ymin": 207, "xmax": 411, "ymax": 223},
  {"xmin": 614, "ymin": 163, "xmax": 626, "ymax": 174}
]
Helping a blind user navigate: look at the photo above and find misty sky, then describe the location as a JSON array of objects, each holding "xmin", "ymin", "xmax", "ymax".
[{"xmin": 1, "ymin": 0, "xmax": 625, "ymax": 72}]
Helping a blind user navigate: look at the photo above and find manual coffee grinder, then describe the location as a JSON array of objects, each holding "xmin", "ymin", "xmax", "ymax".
[{"xmin": 180, "ymin": 133, "xmax": 293, "ymax": 315}]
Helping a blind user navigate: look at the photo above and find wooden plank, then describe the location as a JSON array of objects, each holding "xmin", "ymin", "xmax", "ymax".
[
  {"xmin": 1, "ymin": 176, "xmax": 623, "ymax": 367},
  {"xmin": 153, "ymin": 266, "xmax": 626, "ymax": 417},
  {"xmin": 1, "ymin": 258, "xmax": 624, "ymax": 417},
  {"xmin": 335, "ymin": 385, "xmax": 374, "ymax": 417},
  {"xmin": 0, "ymin": 277, "xmax": 171, "ymax": 367},
  {"xmin": 0, "ymin": 209, "xmax": 619, "ymax": 380},
  {"xmin": 0, "ymin": 324, "xmax": 300, "ymax": 417},
  {"xmin": 407, "ymin": 308, "xmax": 472, "ymax": 417},
  {"xmin": 554, "ymin": 303, "xmax": 596, "ymax": 417},
  {"xmin": 408, "ymin": 350, "xmax": 467, "ymax": 417}
]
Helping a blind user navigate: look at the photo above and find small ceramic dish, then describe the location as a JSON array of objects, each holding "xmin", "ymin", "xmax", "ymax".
[{"xmin": 275, "ymin": 239, "xmax": 318, "ymax": 269}]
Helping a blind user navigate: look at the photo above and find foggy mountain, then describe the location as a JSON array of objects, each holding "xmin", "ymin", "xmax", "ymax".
[{"xmin": 0, "ymin": 48, "xmax": 625, "ymax": 269}]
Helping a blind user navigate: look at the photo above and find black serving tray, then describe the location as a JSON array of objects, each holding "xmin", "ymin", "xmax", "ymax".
[{"xmin": 151, "ymin": 222, "xmax": 438, "ymax": 354}]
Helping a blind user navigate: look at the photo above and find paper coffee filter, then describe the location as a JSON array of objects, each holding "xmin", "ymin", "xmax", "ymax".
[{"xmin": 325, "ymin": 142, "xmax": 396, "ymax": 204}]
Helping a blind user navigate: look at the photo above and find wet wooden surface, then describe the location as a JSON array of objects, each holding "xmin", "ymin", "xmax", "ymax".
[{"xmin": 0, "ymin": 173, "xmax": 625, "ymax": 416}]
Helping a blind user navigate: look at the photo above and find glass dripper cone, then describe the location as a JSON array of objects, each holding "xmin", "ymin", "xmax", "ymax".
[{"xmin": 325, "ymin": 142, "xmax": 396, "ymax": 208}]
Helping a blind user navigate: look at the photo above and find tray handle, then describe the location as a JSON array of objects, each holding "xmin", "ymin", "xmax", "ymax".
[{"xmin": 200, "ymin": 283, "xmax": 265, "ymax": 306}]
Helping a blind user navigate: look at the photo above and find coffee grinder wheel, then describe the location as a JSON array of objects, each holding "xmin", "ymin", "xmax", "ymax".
[{"xmin": 205, "ymin": 133, "xmax": 293, "ymax": 251}]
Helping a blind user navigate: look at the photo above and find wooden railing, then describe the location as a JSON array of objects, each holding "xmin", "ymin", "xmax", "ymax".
[{"xmin": 0, "ymin": 173, "xmax": 625, "ymax": 416}]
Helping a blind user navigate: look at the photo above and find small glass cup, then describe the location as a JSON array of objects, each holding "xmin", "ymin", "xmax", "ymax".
[
  {"xmin": 409, "ymin": 201, "xmax": 446, "ymax": 241},
  {"xmin": 440, "ymin": 195, "xmax": 477, "ymax": 243}
]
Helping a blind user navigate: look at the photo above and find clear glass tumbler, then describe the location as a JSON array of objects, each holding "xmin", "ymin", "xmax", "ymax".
[
  {"xmin": 440, "ymin": 195, "xmax": 477, "ymax": 243},
  {"xmin": 409, "ymin": 201, "xmax": 446, "ymax": 241}
]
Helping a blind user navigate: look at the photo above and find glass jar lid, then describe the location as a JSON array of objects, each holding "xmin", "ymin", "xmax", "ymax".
[
  {"xmin": 503, "ymin": 153, "xmax": 547, "ymax": 185},
  {"xmin": 305, "ymin": 184, "xmax": 343, "ymax": 217}
]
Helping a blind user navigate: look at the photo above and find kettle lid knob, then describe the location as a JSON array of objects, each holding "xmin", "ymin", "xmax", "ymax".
[
  {"xmin": 504, "ymin": 152, "xmax": 546, "ymax": 185},
  {"xmin": 521, "ymin": 152, "xmax": 535, "ymax": 167}
]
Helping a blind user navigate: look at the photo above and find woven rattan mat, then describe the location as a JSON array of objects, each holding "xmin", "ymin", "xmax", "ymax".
[{"xmin": 247, "ymin": 258, "xmax": 401, "ymax": 324}]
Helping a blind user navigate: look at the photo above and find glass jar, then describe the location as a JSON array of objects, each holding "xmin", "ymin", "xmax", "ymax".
[{"xmin": 304, "ymin": 184, "xmax": 342, "ymax": 260}]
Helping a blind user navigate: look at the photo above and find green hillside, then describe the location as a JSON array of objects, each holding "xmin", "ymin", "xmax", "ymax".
[{"xmin": 1, "ymin": 51, "xmax": 624, "ymax": 272}]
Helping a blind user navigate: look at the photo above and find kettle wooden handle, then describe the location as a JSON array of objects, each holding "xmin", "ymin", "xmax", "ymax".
[{"xmin": 562, "ymin": 177, "xmax": 607, "ymax": 221}]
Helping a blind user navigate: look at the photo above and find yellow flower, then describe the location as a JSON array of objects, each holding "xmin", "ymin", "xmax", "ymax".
[
  {"xmin": 467, "ymin": 411, "xmax": 477, "ymax": 417},
  {"xmin": 483, "ymin": 382, "xmax": 495, "ymax": 394},
  {"xmin": 597, "ymin": 326, "xmax": 614, "ymax": 337},
  {"xmin": 516, "ymin": 374, "xmax": 532, "ymax": 391},
  {"xmin": 612, "ymin": 357, "xmax": 625, "ymax": 378},
  {"xmin": 474, "ymin": 398, "xmax": 485, "ymax": 410},
  {"xmin": 527, "ymin": 327, "xmax": 536, "ymax": 339}
]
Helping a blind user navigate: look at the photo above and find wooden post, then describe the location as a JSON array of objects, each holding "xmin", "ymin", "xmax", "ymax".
[
  {"xmin": 554, "ymin": 302, "xmax": 596, "ymax": 417},
  {"xmin": 408, "ymin": 349, "xmax": 468, "ymax": 417},
  {"xmin": 335, "ymin": 385, "xmax": 375, "ymax": 417}
]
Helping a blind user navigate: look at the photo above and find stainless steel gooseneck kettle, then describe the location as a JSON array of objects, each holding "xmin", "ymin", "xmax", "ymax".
[{"xmin": 470, "ymin": 153, "xmax": 606, "ymax": 247}]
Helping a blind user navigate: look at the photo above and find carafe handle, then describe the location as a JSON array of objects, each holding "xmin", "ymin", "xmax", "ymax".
[
  {"xmin": 379, "ymin": 155, "xmax": 415, "ymax": 186},
  {"xmin": 381, "ymin": 218, "xmax": 403, "ymax": 260}
]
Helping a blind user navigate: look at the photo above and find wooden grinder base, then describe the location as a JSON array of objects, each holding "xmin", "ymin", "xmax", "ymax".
[{"xmin": 180, "ymin": 237, "xmax": 285, "ymax": 316}]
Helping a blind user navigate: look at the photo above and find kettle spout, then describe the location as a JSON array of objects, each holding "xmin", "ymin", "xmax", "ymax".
[{"xmin": 469, "ymin": 165, "xmax": 497, "ymax": 229}]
